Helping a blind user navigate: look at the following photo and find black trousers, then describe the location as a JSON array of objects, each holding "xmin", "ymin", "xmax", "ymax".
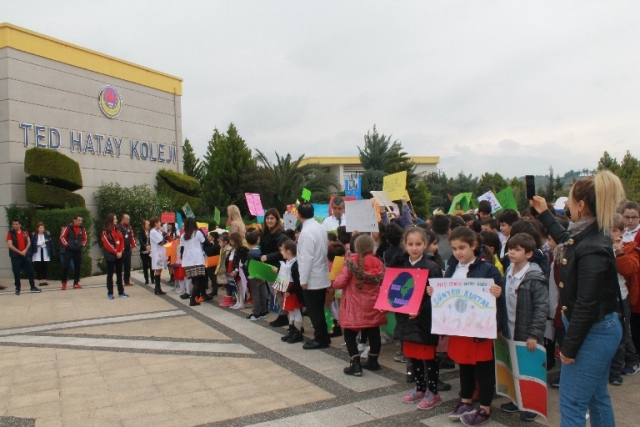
[
  {"xmin": 303, "ymin": 288, "xmax": 330, "ymax": 344},
  {"xmin": 140, "ymin": 253, "xmax": 151, "ymax": 283},
  {"xmin": 631, "ymin": 313, "xmax": 640, "ymax": 358},
  {"xmin": 61, "ymin": 250, "xmax": 82, "ymax": 284},
  {"xmin": 106, "ymin": 258, "xmax": 124, "ymax": 295},
  {"xmin": 11, "ymin": 256, "xmax": 35, "ymax": 291},
  {"xmin": 459, "ymin": 361, "xmax": 495, "ymax": 407},
  {"xmin": 34, "ymin": 260, "xmax": 49, "ymax": 280},
  {"xmin": 122, "ymin": 250, "xmax": 132, "ymax": 283},
  {"xmin": 344, "ymin": 328, "xmax": 381, "ymax": 357}
]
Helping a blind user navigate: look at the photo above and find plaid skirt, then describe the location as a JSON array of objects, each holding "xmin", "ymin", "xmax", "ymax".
[{"xmin": 184, "ymin": 265, "xmax": 206, "ymax": 278}]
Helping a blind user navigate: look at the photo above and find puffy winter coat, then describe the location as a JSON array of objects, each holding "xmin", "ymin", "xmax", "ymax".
[{"xmin": 333, "ymin": 253, "xmax": 386, "ymax": 330}]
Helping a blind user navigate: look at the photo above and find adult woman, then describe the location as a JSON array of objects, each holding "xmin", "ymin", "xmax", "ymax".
[
  {"xmin": 179, "ymin": 217, "xmax": 207, "ymax": 307},
  {"xmin": 227, "ymin": 205, "xmax": 246, "ymax": 239},
  {"xmin": 138, "ymin": 220, "xmax": 152, "ymax": 285},
  {"xmin": 101, "ymin": 213, "xmax": 126, "ymax": 299},
  {"xmin": 259, "ymin": 208, "xmax": 287, "ymax": 326},
  {"xmin": 31, "ymin": 222, "xmax": 55, "ymax": 286},
  {"xmin": 149, "ymin": 217, "xmax": 167, "ymax": 295},
  {"xmin": 531, "ymin": 171, "xmax": 624, "ymax": 427}
]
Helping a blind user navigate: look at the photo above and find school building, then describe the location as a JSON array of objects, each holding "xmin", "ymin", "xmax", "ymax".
[
  {"xmin": 0, "ymin": 23, "xmax": 183, "ymax": 278},
  {"xmin": 299, "ymin": 156, "xmax": 440, "ymax": 191}
]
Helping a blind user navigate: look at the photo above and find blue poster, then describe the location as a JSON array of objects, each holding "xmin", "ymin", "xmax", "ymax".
[{"xmin": 345, "ymin": 177, "xmax": 362, "ymax": 199}]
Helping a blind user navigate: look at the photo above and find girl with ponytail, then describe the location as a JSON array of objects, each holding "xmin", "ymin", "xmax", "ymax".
[{"xmin": 531, "ymin": 170, "xmax": 625, "ymax": 427}]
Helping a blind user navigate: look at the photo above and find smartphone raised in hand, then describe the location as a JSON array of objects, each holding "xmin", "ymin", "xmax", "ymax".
[{"xmin": 525, "ymin": 175, "xmax": 536, "ymax": 200}]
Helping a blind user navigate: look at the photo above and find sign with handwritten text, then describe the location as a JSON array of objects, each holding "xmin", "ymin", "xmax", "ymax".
[{"xmin": 382, "ymin": 171, "xmax": 408, "ymax": 201}]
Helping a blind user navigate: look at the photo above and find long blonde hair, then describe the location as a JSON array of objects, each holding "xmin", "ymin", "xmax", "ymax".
[
  {"xmin": 227, "ymin": 205, "xmax": 242, "ymax": 223},
  {"xmin": 570, "ymin": 170, "xmax": 625, "ymax": 234}
]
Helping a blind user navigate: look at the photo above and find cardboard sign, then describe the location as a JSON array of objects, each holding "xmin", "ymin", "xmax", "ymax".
[
  {"xmin": 301, "ymin": 188, "xmax": 311, "ymax": 201},
  {"xmin": 345, "ymin": 177, "xmax": 362, "ymax": 199},
  {"xmin": 345, "ymin": 200, "xmax": 378, "ymax": 232},
  {"xmin": 477, "ymin": 191, "xmax": 502, "ymax": 214},
  {"xmin": 245, "ymin": 193, "xmax": 264, "ymax": 217},
  {"xmin": 383, "ymin": 171, "xmax": 408, "ymax": 201},
  {"xmin": 329, "ymin": 256, "xmax": 345, "ymax": 280},
  {"xmin": 495, "ymin": 335, "xmax": 548, "ymax": 419},
  {"xmin": 214, "ymin": 207, "xmax": 221, "ymax": 225},
  {"xmin": 370, "ymin": 190, "xmax": 395, "ymax": 209},
  {"xmin": 205, "ymin": 255, "xmax": 220, "ymax": 269},
  {"xmin": 374, "ymin": 268, "xmax": 429, "ymax": 314},
  {"xmin": 284, "ymin": 212, "xmax": 297, "ymax": 230},
  {"xmin": 448, "ymin": 193, "xmax": 472, "ymax": 214},
  {"xmin": 429, "ymin": 278, "xmax": 497, "ymax": 339},
  {"xmin": 248, "ymin": 260, "xmax": 278, "ymax": 282},
  {"xmin": 182, "ymin": 203, "xmax": 195, "ymax": 218},
  {"xmin": 161, "ymin": 212, "xmax": 175, "ymax": 223},
  {"xmin": 496, "ymin": 187, "xmax": 518, "ymax": 211}
]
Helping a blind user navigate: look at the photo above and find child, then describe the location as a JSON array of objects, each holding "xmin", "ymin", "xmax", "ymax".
[
  {"xmin": 217, "ymin": 233, "xmax": 234, "ymax": 307},
  {"xmin": 498, "ymin": 233, "xmax": 549, "ymax": 422},
  {"xmin": 204, "ymin": 232, "xmax": 220, "ymax": 296},
  {"xmin": 229, "ymin": 232, "xmax": 249, "ymax": 310},
  {"xmin": 609, "ymin": 213, "xmax": 640, "ymax": 382},
  {"xmin": 275, "ymin": 240, "xmax": 305, "ymax": 343},
  {"xmin": 383, "ymin": 223, "xmax": 404, "ymax": 266},
  {"xmin": 497, "ymin": 209, "xmax": 519, "ymax": 260},
  {"xmin": 391, "ymin": 228, "xmax": 444, "ymax": 410},
  {"xmin": 246, "ymin": 231, "xmax": 269, "ymax": 321},
  {"xmin": 479, "ymin": 230, "xmax": 504, "ymax": 275},
  {"xmin": 508, "ymin": 221, "xmax": 549, "ymax": 276},
  {"xmin": 444, "ymin": 226, "xmax": 502, "ymax": 425},
  {"xmin": 621, "ymin": 201, "xmax": 640, "ymax": 355},
  {"xmin": 332, "ymin": 235, "xmax": 386, "ymax": 376}
]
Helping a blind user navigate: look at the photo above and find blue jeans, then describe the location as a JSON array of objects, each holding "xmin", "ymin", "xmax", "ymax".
[{"xmin": 560, "ymin": 312, "xmax": 621, "ymax": 427}]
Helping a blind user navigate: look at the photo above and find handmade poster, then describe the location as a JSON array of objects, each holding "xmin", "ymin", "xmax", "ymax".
[
  {"xmin": 248, "ymin": 260, "xmax": 278, "ymax": 282},
  {"xmin": 495, "ymin": 335, "xmax": 548, "ymax": 419},
  {"xmin": 161, "ymin": 212, "xmax": 175, "ymax": 223},
  {"xmin": 448, "ymin": 193, "xmax": 472, "ymax": 214},
  {"xmin": 244, "ymin": 193, "xmax": 264, "ymax": 217},
  {"xmin": 383, "ymin": 171, "xmax": 408, "ymax": 200},
  {"xmin": 301, "ymin": 188, "xmax": 311, "ymax": 201},
  {"xmin": 345, "ymin": 200, "xmax": 378, "ymax": 232},
  {"xmin": 329, "ymin": 256, "xmax": 345, "ymax": 280},
  {"xmin": 311, "ymin": 203, "xmax": 330, "ymax": 219},
  {"xmin": 345, "ymin": 177, "xmax": 362, "ymax": 199},
  {"xmin": 370, "ymin": 191, "xmax": 395, "ymax": 209},
  {"xmin": 163, "ymin": 240, "xmax": 178, "ymax": 266},
  {"xmin": 182, "ymin": 202, "xmax": 195, "ymax": 218},
  {"xmin": 205, "ymin": 255, "xmax": 220, "ymax": 269},
  {"xmin": 284, "ymin": 212, "xmax": 297, "ymax": 230},
  {"xmin": 213, "ymin": 207, "xmax": 221, "ymax": 225},
  {"xmin": 197, "ymin": 222, "xmax": 209, "ymax": 235},
  {"xmin": 477, "ymin": 191, "xmax": 501, "ymax": 213},
  {"xmin": 496, "ymin": 187, "xmax": 518, "ymax": 211},
  {"xmin": 429, "ymin": 278, "xmax": 497, "ymax": 339},
  {"xmin": 374, "ymin": 268, "xmax": 429, "ymax": 314}
]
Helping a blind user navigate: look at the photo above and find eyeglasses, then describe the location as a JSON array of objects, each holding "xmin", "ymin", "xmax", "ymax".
[{"xmin": 623, "ymin": 216, "xmax": 640, "ymax": 221}]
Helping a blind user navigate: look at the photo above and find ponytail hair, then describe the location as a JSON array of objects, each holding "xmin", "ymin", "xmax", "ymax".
[
  {"xmin": 571, "ymin": 171, "xmax": 625, "ymax": 234},
  {"xmin": 476, "ymin": 233, "xmax": 494, "ymax": 264}
]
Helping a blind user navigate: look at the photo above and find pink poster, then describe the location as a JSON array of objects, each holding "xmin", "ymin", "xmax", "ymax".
[
  {"xmin": 374, "ymin": 268, "xmax": 429, "ymax": 314},
  {"xmin": 245, "ymin": 193, "xmax": 264, "ymax": 217}
]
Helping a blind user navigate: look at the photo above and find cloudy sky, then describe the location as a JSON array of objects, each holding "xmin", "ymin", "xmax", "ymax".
[{"xmin": 3, "ymin": 1, "xmax": 640, "ymax": 178}]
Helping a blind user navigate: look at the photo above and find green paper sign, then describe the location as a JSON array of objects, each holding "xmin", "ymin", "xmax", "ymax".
[
  {"xmin": 448, "ymin": 192, "xmax": 472, "ymax": 214},
  {"xmin": 214, "ymin": 207, "xmax": 221, "ymax": 225},
  {"xmin": 301, "ymin": 188, "xmax": 311, "ymax": 201},
  {"xmin": 248, "ymin": 260, "xmax": 278, "ymax": 282},
  {"xmin": 496, "ymin": 187, "xmax": 518, "ymax": 211},
  {"xmin": 324, "ymin": 307, "xmax": 335, "ymax": 333}
]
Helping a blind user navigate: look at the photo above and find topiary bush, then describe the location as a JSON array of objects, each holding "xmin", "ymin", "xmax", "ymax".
[
  {"xmin": 156, "ymin": 180, "xmax": 202, "ymax": 214},
  {"xmin": 26, "ymin": 177, "xmax": 86, "ymax": 208},
  {"xmin": 24, "ymin": 148, "xmax": 85, "ymax": 207},
  {"xmin": 157, "ymin": 169, "xmax": 201, "ymax": 196}
]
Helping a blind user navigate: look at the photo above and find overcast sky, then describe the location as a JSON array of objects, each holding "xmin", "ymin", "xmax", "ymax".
[{"xmin": 3, "ymin": 1, "xmax": 640, "ymax": 178}]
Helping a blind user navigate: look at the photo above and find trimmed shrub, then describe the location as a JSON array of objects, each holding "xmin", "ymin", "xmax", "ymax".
[
  {"xmin": 26, "ymin": 178, "xmax": 86, "ymax": 208},
  {"xmin": 4, "ymin": 204, "xmax": 37, "ymax": 231},
  {"xmin": 157, "ymin": 169, "xmax": 201, "ymax": 197},
  {"xmin": 24, "ymin": 148, "xmax": 83, "ymax": 191},
  {"xmin": 156, "ymin": 179, "xmax": 203, "ymax": 215}
]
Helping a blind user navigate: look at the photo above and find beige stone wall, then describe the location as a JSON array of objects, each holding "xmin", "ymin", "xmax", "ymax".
[{"xmin": 0, "ymin": 47, "xmax": 183, "ymax": 278}]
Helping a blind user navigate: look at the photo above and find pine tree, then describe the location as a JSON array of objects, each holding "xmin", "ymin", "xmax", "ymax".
[
  {"xmin": 545, "ymin": 166, "xmax": 556, "ymax": 201},
  {"xmin": 182, "ymin": 138, "xmax": 204, "ymax": 181},
  {"xmin": 597, "ymin": 151, "xmax": 620, "ymax": 173}
]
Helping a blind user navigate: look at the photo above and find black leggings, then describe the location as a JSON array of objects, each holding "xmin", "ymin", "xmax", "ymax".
[
  {"xmin": 411, "ymin": 358, "xmax": 439, "ymax": 394},
  {"xmin": 459, "ymin": 361, "xmax": 495, "ymax": 407},
  {"xmin": 140, "ymin": 253, "xmax": 151, "ymax": 282},
  {"xmin": 344, "ymin": 328, "xmax": 381, "ymax": 357},
  {"xmin": 34, "ymin": 261, "xmax": 48, "ymax": 280}
]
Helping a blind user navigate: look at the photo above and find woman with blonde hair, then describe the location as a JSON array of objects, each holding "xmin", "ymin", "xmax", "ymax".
[
  {"xmin": 531, "ymin": 171, "xmax": 625, "ymax": 427},
  {"xmin": 227, "ymin": 205, "xmax": 246, "ymax": 239}
]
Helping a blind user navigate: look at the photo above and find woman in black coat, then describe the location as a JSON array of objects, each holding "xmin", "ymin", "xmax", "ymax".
[{"xmin": 260, "ymin": 208, "xmax": 288, "ymax": 326}]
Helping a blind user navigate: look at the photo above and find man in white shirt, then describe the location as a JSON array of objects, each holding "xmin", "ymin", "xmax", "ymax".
[
  {"xmin": 297, "ymin": 202, "xmax": 332, "ymax": 349},
  {"xmin": 322, "ymin": 197, "xmax": 346, "ymax": 231}
]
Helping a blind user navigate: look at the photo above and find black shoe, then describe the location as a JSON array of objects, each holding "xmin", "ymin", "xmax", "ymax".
[
  {"xmin": 303, "ymin": 340, "xmax": 330, "ymax": 350},
  {"xmin": 155, "ymin": 290, "xmax": 167, "ymax": 295},
  {"xmin": 30, "ymin": 287, "xmax": 42, "ymax": 293},
  {"xmin": 189, "ymin": 301, "xmax": 201, "ymax": 306},
  {"xmin": 549, "ymin": 378, "xmax": 560, "ymax": 388},
  {"xmin": 203, "ymin": 295, "xmax": 213, "ymax": 302},
  {"xmin": 501, "ymin": 402, "xmax": 519, "ymax": 413},
  {"xmin": 179, "ymin": 293, "xmax": 190, "ymax": 300},
  {"xmin": 15, "ymin": 290, "xmax": 20, "ymax": 295},
  {"xmin": 437, "ymin": 380, "xmax": 452, "ymax": 392},
  {"xmin": 344, "ymin": 356, "xmax": 362, "ymax": 376},
  {"xmin": 269, "ymin": 314, "xmax": 289, "ymax": 327},
  {"xmin": 520, "ymin": 411, "xmax": 538, "ymax": 421},
  {"xmin": 361, "ymin": 354, "xmax": 380, "ymax": 371},
  {"xmin": 281, "ymin": 325, "xmax": 295, "ymax": 342},
  {"xmin": 439, "ymin": 357, "xmax": 456, "ymax": 372},
  {"xmin": 287, "ymin": 330, "xmax": 304, "ymax": 344}
]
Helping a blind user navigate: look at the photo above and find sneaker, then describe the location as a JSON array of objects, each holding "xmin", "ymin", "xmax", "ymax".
[
  {"xmin": 30, "ymin": 287, "xmax": 42, "ymax": 293},
  {"xmin": 61, "ymin": 283, "xmax": 67, "ymax": 290},
  {"xmin": 73, "ymin": 283, "xmax": 82, "ymax": 289},
  {"xmin": 417, "ymin": 391, "xmax": 442, "ymax": 410},
  {"xmin": 500, "ymin": 402, "xmax": 519, "ymax": 413},
  {"xmin": 380, "ymin": 333, "xmax": 393, "ymax": 345},
  {"xmin": 437, "ymin": 380, "xmax": 452, "ymax": 392},
  {"xmin": 15, "ymin": 290, "xmax": 20, "ymax": 295},
  {"xmin": 520, "ymin": 411, "xmax": 539, "ymax": 422},
  {"xmin": 259, "ymin": 312, "xmax": 269, "ymax": 319},
  {"xmin": 609, "ymin": 375, "xmax": 623, "ymax": 386},
  {"xmin": 402, "ymin": 387, "xmax": 425, "ymax": 404},
  {"xmin": 179, "ymin": 293, "xmax": 190, "ymax": 300},
  {"xmin": 108, "ymin": 294, "xmax": 114, "ymax": 300},
  {"xmin": 622, "ymin": 364, "xmax": 640, "ymax": 376},
  {"xmin": 246, "ymin": 315, "xmax": 260, "ymax": 321},
  {"xmin": 550, "ymin": 377, "xmax": 560, "ymax": 388},
  {"xmin": 360, "ymin": 346, "xmax": 370, "ymax": 359},
  {"xmin": 195, "ymin": 296, "xmax": 204, "ymax": 303},
  {"xmin": 394, "ymin": 353, "xmax": 407, "ymax": 363},
  {"xmin": 460, "ymin": 408, "xmax": 491, "ymax": 426},
  {"xmin": 119, "ymin": 293, "xmax": 129, "ymax": 298},
  {"xmin": 449, "ymin": 400, "xmax": 475, "ymax": 420}
]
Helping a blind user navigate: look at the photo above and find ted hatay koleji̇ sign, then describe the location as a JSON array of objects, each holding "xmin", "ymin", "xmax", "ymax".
[{"xmin": 17, "ymin": 123, "xmax": 178, "ymax": 163}]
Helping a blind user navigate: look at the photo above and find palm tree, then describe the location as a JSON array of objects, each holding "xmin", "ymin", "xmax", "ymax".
[{"xmin": 255, "ymin": 150, "xmax": 340, "ymax": 212}]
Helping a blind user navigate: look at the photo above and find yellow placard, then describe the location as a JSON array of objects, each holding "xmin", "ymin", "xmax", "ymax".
[
  {"xmin": 196, "ymin": 222, "xmax": 208, "ymax": 229},
  {"xmin": 329, "ymin": 256, "xmax": 345, "ymax": 280},
  {"xmin": 383, "ymin": 171, "xmax": 409, "ymax": 201}
]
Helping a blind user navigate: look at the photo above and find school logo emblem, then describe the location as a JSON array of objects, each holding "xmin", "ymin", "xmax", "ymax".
[{"xmin": 98, "ymin": 86, "xmax": 123, "ymax": 119}]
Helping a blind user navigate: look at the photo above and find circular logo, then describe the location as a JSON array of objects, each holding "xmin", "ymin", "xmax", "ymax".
[
  {"xmin": 98, "ymin": 86, "xmax": 122, "ymax": 119},
  {"xmin": 387, "ymin": 272, "xmax": 415, "ymax": 308}
]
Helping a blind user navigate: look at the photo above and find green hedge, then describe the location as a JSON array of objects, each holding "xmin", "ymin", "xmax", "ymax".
[
  {"xmin": 4, "ymin": 204, "xmax": 37, "ymax": 231},
  {"xmin": 26, "ymin": 178, "xmax": 86, "ymax": 208},
  {"xmin": 24, "ymin": 148, "xmax": 83, "ymax": 191},
  {"xmin": 156, "ymin": 180, "xmax": 202, "ymax": 215},
  {"xmin": 157, "ymin": 169, "xmax": 201, "ymax": 197}
]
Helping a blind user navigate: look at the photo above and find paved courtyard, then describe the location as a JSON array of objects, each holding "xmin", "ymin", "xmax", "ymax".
[{"xmin": 0, "ymin": 271, "xmax": 638, "ymax": 427}]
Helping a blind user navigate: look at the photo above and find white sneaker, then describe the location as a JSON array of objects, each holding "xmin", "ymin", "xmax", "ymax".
[
  {"xmin": 360, "ymin": 346, "xmax": 370, "ymax": 359},
  {"xmin": 380, "ymin": 333, "xmax": 393, "ymax": 345},
  {"xmin": 358, "ymin": 343, "xmax": 367, "ymax": 352}
]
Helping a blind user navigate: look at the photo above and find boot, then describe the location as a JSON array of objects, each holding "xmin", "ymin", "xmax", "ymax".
[
  {"xmin": 154, "ymin": 276, "xmax": 166, "ymax": 295},
  {"xmin": 362, "ymin": 353, "xmax": 381, "ymax": 371},
  {"xmin": 343, "ymin": 355, "xmax": 362, "ymax": 376},
  {"xmin": 219, "ymin": 295, "xmax": 234, "ymax": 307},
  {"xmin": 330, "ymin": 321, "xmax": 343, "ymax": 337},
  {"xmin": 281, "ymin": 325, "xmax": 295, "ymax": 342},
  {"xmin": 269, "ymin": 314, "xmax": 289, "ymax": 327},
  {"xmin": 287, "ymin": 327, "xmax": 304, "ymax": 344}
]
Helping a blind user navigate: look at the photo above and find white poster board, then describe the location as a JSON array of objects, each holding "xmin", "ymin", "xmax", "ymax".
[
  {"xmin": 477, "ymin": 191, "xmax": 502, "ymax": 214},
  {"xmin": 345, "ymin": 200, "xmax": 379, "ymax": 232},
  {"xmin": 370, "ymin": 190, "xmax": 395, "ymax": 209},
  {"xmin": 283, "ymin": 212, "xmax": 297, "ymax": 231}
]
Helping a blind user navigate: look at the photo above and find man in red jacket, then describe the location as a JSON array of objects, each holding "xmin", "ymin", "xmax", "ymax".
[{"xmin": 60, "ymin": 215, "xmax": 87, "ymax": 290}]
